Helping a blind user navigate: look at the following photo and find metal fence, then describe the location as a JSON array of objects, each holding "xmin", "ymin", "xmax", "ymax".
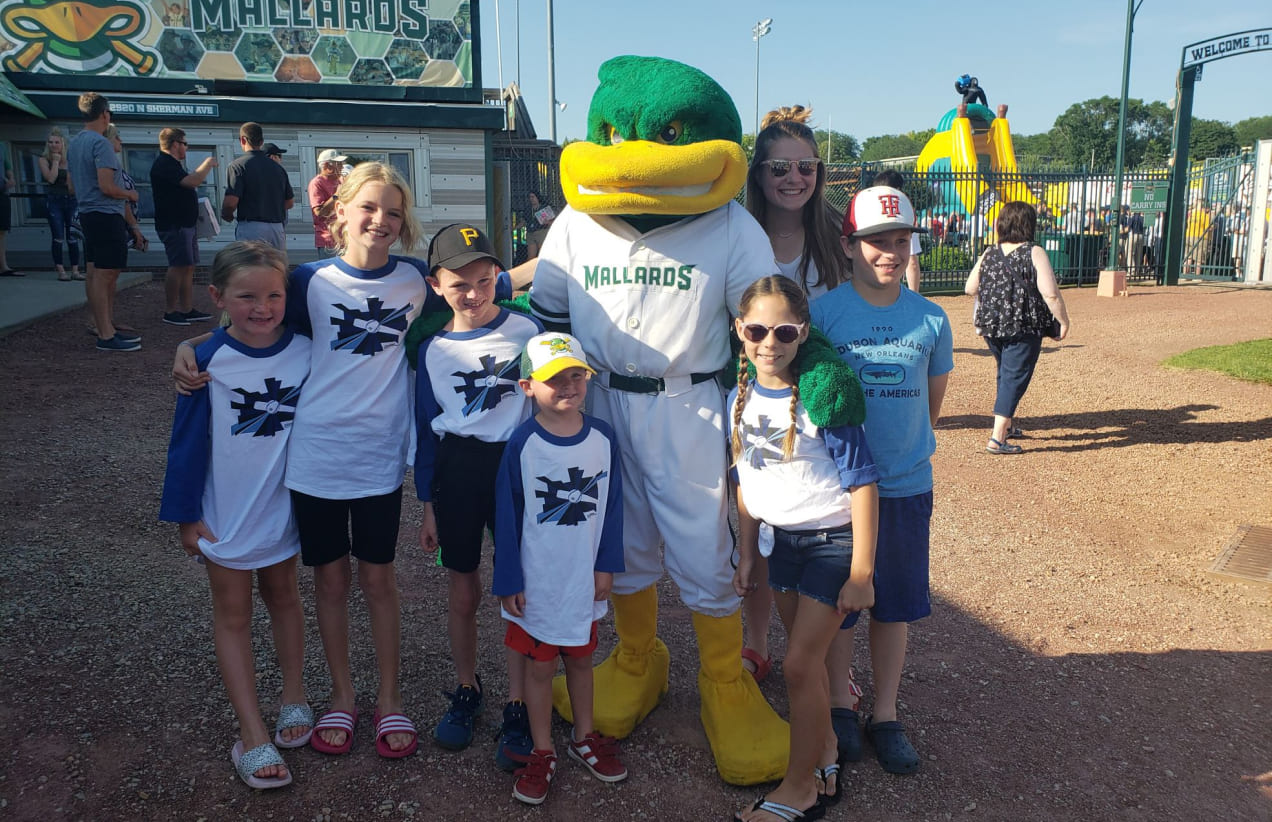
[
  {"xmin": 1178, "ymin": 152, "xmax": 1256, "ymax": 282},
  {"xmin": 818, "ymin": 163, "xmax": 1186, "ymax": 293},
  {"xmin": 492, "ymin": 136, "xmax": 563, "ymax": 266}
]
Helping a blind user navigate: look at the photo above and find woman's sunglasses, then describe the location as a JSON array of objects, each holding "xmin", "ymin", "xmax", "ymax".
[
  {"xmin": 740, "ymin": 322, "xmax": 806, "ymax": 344},
  {"xmin": 761, "ymin": 158, "xmax": 821, "ymax": 178}
]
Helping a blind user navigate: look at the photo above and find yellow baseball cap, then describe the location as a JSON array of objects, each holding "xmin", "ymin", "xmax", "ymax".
[{"xmin": 519, "ymin": 332, "xmax": 596, "ymax": 381}]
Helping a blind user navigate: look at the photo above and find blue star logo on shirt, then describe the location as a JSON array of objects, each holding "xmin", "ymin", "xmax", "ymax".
[
  {"xmin": 330, "ymin": 297, "xmax": 412, "ymax": 356},
  {"xmin": 453, "ymin": 354, "xmax": 518, "ymax": 416},
  {"xmin": 741, "ymin": 414, "xmax": 789, "ymax": 469},
  {"xmin": 230, "ymin": 377, "xmax": 300, "ymax": 437},
  {"xmin": 535, "ymin": 466, "xmax": 607, "ymax": 526}
]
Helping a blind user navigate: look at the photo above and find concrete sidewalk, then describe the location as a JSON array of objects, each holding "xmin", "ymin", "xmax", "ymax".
[{"xmin": 0, "ymin": 269, "xmax": 152, "ymax": 338}]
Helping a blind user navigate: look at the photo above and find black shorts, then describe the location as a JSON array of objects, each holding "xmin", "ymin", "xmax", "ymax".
[
  {"xmin": 291, "ymin": 487, "xmax": 403, "ymax": 567},
  {"xmin": 433, "ymin": 436, "xmax": 506, "ymax": 574},
  {"xmin": 0, "ymin": 192, "xmax": 10, "ymax": 231},
  {"xmin": 80, "ymin": 211, "xmax": 129, "ymax": 270}
]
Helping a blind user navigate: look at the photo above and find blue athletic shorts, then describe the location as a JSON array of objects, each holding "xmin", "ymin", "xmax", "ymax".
[
  {"xmin": 841, "ymin": 491, "xmax": 932, "ymax": 626},
  {"xmin": 767, "ymin": 525, "xmax": 855, "ymax": 609},
  {"xmin": 159, "ymin": 226, "xmax": 199, "ymax": 267}
]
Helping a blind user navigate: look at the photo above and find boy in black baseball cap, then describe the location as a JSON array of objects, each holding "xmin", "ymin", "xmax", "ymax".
[{"xmin": 415, "ymin": 222, "xmax": 544, "ymax": 766}]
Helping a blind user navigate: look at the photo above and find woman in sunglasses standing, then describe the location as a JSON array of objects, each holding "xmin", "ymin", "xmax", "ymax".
[
  {"xmin": 746, "ymin": 106, "xmax": 850, "ymax": 300},
  {"xmin": 741, "ymin": 108, "xmax": 863, "ymax": 767}
]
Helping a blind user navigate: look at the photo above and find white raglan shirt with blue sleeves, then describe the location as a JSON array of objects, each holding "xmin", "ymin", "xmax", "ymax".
[
  {"xmin": 282, "ymin": 255, "xmax": 511, "ymax": 499},
  {"xmin": 160, "ymin": 327, "xmax": 310, "ymax": 570},
  {"xmin": 727, "ymin": 382, "xmax": 879, "ymax": 544},
  {"xmin": 413, "ymin": 308, "xmax": 543, "ymax": 501},
  {"xmin": 492, "ymin": 416, "xmax": 625, "ymax": 646}
]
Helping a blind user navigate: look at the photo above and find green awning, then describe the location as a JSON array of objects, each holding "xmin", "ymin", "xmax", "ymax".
[{"xmin": 0, "ymin": 74, "xmax": 45, "ymax": 118}]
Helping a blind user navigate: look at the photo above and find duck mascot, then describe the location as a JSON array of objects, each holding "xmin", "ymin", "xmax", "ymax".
[{"xmin": 527, "ymin": 55, "xmax": 864, "ymax": 785}]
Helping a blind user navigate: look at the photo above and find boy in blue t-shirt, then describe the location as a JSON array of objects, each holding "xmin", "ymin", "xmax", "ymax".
[
  {"xmin": 810, "ymin": 186, "xmax": 954, "ymax": 776},
  {"xmin": 411, "ymin": 224, "xmax": 543, "ymax": 766}
]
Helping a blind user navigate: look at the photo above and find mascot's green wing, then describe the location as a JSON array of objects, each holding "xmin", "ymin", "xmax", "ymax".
[
  {"xmin": 796, "ymin": 327, "xmax": 865, "ymax": 428},
  {"xmin": 403, "ymin": 293, "xmax": 534, "ymax": 370},
  {"xmin": 723, "ymin": 326, "xmax": 865, "ymax": 428}
]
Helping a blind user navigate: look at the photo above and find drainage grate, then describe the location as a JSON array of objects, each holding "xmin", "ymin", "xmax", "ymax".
[{"xmin": 1209, "ymin": 525, "xmax": 1272, "ymax": 588}]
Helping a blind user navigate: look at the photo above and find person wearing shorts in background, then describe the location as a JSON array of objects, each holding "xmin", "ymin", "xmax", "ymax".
[
  {"xmin": 68, "ymin": 92, "xmax": 144, "ymax": 351},
  {"xmin": 151, "ymin": 127, "xmax": 216, "ymax": 326}
]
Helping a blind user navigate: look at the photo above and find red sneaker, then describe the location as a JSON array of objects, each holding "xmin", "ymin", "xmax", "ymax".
[
  {"xmin": 510, "ymin": 749, "xmax": 558, "ymax": 805},
  {"xmin": 568, "ymin": 732, "xmax": 628, "ymax": 782}
]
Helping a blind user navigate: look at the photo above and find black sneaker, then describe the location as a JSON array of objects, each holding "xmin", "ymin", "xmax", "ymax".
[
  {"xmin": 494, "ymin": 700, "xmax": 533, "ymax": 771},
  {"xmin": 97, "ymin": 333, "xmax": 141, "ymax": 352},
  {"xmin": 114, "ymin": 329, "xmax": 142, "ymax": 342},
  {"xmin": 183, "ymin": 309, "xmax": 213, "ymax": 322},
  {"xmin": 433, "ymin": 674, "xmax": 483, "ymax": 750},
  {"xmin": 163, "ymin": 311, "xmax": 191, "ymax": 326}
]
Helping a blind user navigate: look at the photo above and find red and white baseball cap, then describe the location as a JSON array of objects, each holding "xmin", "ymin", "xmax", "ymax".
[{"xmin": 843, "ymin": 186, "xmax": 927, "ymax": 237}]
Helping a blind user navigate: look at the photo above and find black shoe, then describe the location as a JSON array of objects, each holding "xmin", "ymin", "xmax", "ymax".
[
  {"xmin": 494, "ymin": 700, "xmax": 533, "ymax": 771},
  {"xmin": 96, "ymin": 333, "xmax": 141, "ymax": 352},
  {"xmin": 163, "ymin": 311, "xmax": 191, "ymax": 326},
  {"xmin": 183, "ymin": 309, "xmax": 213, "ymax": 322},
  {"xmin": 433, "ymin": 674, "xmax": 483, "ymax": 750},
  {"xmin": 830, "ymin": 707, "xmax": 863, "ymax": 762}
]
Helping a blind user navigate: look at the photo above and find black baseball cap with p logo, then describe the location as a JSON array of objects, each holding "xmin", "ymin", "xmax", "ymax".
[{"xmin": 427, "ymin": 223, "xmax": 504, "ymax": 274}]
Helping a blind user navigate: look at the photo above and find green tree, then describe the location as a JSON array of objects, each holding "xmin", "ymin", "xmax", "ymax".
[
  {"xmin": 860, "ymin": 131, "xmax": 931, "ymax": 162},
  {"xmin": 1188, "ymin": 118, "xmax": 1239, "ymax": 159},
  {"xmin": 812, "ymin": 129, "xmax": 860, "ymax": 163},
  {"xmin": 1049, "ymin": 96, "xmax": 1171, "ymax": 169},
  {"xmin": 1233, "ymin": 115, "xmax": 1272, "ymax": 148}
]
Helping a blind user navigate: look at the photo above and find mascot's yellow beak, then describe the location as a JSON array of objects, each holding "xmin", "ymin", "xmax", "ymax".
[{"xmin": 560, "ymin": 140, "xmax": 748, "ymax": 216}]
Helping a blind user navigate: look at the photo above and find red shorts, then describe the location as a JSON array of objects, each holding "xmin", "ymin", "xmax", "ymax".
[{"xmin": 504, "ymin": 621, "xmax": 598, "ymax": 662}]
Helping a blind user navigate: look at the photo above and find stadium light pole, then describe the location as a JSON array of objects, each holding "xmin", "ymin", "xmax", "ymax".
[
  {"xmin": 752, "ymin": 18, "xmax": 772, "ymax": 142},
  {"xmin": 1108, "ymin": 0, "xmax": 1142, "ymax": 270},
  {"xmin": 547, "ymin": 0, "xmax": 557, "ymax": 143}
]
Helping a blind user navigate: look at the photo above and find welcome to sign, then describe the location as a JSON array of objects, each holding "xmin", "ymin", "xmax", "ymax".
[{"xmin": 1181, "ymin": 29, "xmax": 1272, "ymax": 68}]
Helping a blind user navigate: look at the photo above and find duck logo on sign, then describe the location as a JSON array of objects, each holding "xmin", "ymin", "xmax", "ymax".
[
  {"xmin": 860, "ymin": 363, "xmax": 905, "ymax": 386},
  {"xmin": 2, "ymin": 0, "xmax": 158, "ymax": 75}
]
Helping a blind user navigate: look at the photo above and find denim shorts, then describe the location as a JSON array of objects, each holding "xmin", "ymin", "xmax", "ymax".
[
  {"xmin": 840, "ymin": 491, "xmax": 932, "ymax": 627},
  {"xmin": 767, "ymin": 525, "xmax": 854, "ymax": 608}
]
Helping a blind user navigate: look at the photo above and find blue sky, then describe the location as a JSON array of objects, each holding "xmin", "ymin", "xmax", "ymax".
[{"xmin": 478, "ymin": 0, "xmax": 1272, "ymax": 144}]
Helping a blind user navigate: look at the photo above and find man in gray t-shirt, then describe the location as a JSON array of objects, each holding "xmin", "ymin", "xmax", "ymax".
[{"xmin": 67, "ymin": 92, "xmax": 144, "ymax": 352}]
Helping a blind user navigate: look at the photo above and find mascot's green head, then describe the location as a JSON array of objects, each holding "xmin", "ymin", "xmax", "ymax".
[{"xmin": 560, "ymin": 55, "xmax": 748, "ymax": 216}]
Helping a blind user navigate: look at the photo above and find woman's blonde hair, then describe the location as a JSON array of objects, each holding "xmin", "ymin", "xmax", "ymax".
[
  {"xmin": 103, "ymin": 124, "xmax": 119, "ymax": 141},
  {"xmin": 730, "ymin": 275, "xmax": 810, "ymax": 464},
  {"xmin": 329, "ymin": 162, "xmax": 422, "ymax": 253},
  {"xmin": 41, "ymin": 126, "xmax": 66, "ymax": 163},
  {"xmin": 746, "ymin": 105, "xmax": 850, "ymax": 292}
]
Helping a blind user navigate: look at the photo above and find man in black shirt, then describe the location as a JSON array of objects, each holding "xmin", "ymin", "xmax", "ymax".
[
  {"xmin": 151, "ymin": 127, "xmax": 217, "ymax": 325},
  {"xmin": 221, "ymin": 122, "xmax": 294, "ymax": 251}
]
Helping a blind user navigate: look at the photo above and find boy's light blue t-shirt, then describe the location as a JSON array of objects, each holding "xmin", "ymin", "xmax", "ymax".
[
  {"xmin": 811, "ymin": 284, "xmax": 953, "ymax": 497},
  {"xmin": 68, "ymin": 130, "xmax": 123, "ymax": 215}
]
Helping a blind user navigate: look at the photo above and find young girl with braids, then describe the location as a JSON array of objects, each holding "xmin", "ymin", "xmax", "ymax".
[
  {"xmin": 741, "ymin": 105, "xmax": 854, "ymax": 710},
  {"xmin": 729, "ymin": 276, "xmax": 879, "ymax": 822}
]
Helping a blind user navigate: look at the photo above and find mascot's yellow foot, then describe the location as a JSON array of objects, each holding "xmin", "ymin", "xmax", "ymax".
[
  {"xmin": 694, "ymin": 611, "xmax": 789, "ymax": 785},
  {"xmin": 553, "ymin": 638, "xmax": 670, "ymax": 738},
  {"xmin": 552, "ymin": 586, "xmax": 669, "ymax": 738}
]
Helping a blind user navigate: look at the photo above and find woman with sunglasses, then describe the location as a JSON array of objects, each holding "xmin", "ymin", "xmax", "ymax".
[
  {"xmin": 740, "ymin": 107, "xmax": 860, "ymax": 743},
  {"xmin": 730, "ymin": 275, "xmax": 879, "ymax": 821},
  {"xmin": 746, "ymin": 106, "xmax": 850, "ymax": 300}
]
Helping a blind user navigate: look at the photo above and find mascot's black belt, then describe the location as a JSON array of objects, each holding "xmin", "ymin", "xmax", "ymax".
[{"xmin": 601, "ymin": 371, "xmax": 717, "ymax": 395}]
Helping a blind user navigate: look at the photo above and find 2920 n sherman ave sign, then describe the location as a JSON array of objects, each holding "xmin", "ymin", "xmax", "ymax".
[{"xmin": 1182, "ymin": 29, "xmax": 1272, "ymax": 68}]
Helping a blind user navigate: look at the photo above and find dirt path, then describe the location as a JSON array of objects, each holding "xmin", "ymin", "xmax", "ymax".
[{"xmin": 1, "ymin": 282, "xmax": 1268, "ymax": 821}]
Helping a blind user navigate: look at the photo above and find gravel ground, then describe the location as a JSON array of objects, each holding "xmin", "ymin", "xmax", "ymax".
[{"xmin": 1, "ymin": 281, "xmax": 1270, "ymax": 822}]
